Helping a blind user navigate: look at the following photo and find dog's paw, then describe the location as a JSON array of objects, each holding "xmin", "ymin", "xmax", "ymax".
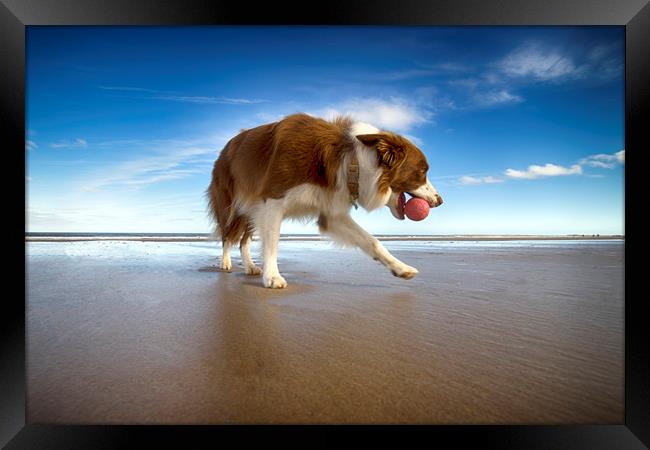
[
  {"xmin": 245, "ymin": 265, "xmax": 262, "ymax": 276},
  {"xmin": 391, "ymin": 264, "xmax": 419, "ymax": 280},
  {"xmin": 220, "ymin": 259, "xmax": 232, "ymax": 272},
  {"xmin": 264, "ymin": 274, "xmax": 288, "ymax": 289}
]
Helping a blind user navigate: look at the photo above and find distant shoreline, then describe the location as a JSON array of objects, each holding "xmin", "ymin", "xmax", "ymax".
[{"xmin": 25, "ymin": 234, "xmax": 624, "ymax": 243}]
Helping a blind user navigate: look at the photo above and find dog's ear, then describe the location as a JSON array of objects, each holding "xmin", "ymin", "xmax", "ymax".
[
  {"xmin": 356, "ymin": 134, "xmax": 406, "ymax": 169},
  {"xmin": 356, "ymin": 134, "xmax": 382, "ymax": 147}
]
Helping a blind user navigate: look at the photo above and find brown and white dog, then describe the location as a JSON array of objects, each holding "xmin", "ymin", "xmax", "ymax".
[{"xmin": 207, "ymin": 113, "xmax": 443, "ymax": 288}]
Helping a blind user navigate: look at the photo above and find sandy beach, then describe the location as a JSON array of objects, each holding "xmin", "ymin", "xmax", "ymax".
[{"xmin": 26, "ymin": 239, "xmax": 624, "ymax": 424}]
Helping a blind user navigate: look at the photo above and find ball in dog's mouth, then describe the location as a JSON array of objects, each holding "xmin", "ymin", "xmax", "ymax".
[
  {"xmin": 395, "ymin": 192, "xmax": 431, "ymax": 221},
  {"xmin": 404, "ymin": 197, "xmax": 430, "ymax": 221}
]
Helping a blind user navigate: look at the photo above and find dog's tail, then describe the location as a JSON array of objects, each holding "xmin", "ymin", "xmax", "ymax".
[
  {"xmin": 205, "ymin": 139, "xmax": 241, "ymax": 242},
  {"xmin": 205, "ymin": 162, "xmax": 222, "ymax": 241}
]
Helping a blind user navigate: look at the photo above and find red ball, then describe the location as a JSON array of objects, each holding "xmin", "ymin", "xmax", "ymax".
[{"xmin": 404, "ymin": 197, "xmax": 430, "ymax": 221}]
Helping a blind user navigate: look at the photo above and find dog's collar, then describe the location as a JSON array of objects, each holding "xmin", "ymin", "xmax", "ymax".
[{"xmin": 347, "ymin": 155, "xmax": 359, "ymax": 209}]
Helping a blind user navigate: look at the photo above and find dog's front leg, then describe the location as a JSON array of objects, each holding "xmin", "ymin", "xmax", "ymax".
[
  {"xmin": 253, "ymin": 203, "xmax": 287, "ymax": 289},
  {"xmin": 325, "ymin": 214, "xmax": 419, "ymax": 279}
]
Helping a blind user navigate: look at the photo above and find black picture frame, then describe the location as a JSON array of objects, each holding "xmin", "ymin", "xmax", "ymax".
[{"xmin": 4, "ymin": 0, "xmax": 648, "ymax": 447}]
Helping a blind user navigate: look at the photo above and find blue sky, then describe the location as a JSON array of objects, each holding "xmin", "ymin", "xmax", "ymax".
[{"xmin": 26, "ymin": 26, "xmax": 624, "ymax": 235}]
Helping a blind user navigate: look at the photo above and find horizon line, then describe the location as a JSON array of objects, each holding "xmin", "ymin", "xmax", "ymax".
[{"xmin": 25, "ymin": 232, "xmax": 624, "ymax": 243}]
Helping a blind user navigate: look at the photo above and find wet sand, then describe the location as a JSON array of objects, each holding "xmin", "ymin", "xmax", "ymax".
[{"xmin": 26, "ymin": 239, "xmax": 624, "ymax": 424}]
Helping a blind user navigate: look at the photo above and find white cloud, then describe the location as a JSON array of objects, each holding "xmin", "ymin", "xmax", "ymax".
[
  {"xmin": 253, "ymin": 94, "xmax": 435, "ymax": 133},
  {"xmin": 153, "ymin": 95, "xmax": 266, "ymax": 105},
  {"xmin": 77, "ymin": 131, "xmax": 235, "ymax": 192},
  {"xmin": 99, "ymin": 85, "xmax": 265, "ymax": 105},
  {"xmin": 440, "ymin": 40, "xmax": 621, "ymax": 114},
  {"xmin": 26, "ymin": 140, "xmax": 38, "ymax": 151},
  {"xmin": 459, "ymin": 176, "xmax": 482, "ymax": 185},
  {"xmin": 308, "ymin": 97, "xmax": 432, "ymax": 133},
  {"xmin": 498, "ymin": 42, "xmax": 578, "ymax": 81},
  {"xmin": 81, "ymin": 146, "xmax": 214, "ymax": 191},
  {"xmin": 586, "ymin": 43, "xmax": 624, "ymax": 80},
  {"xmin": 495, "ymin": 40, "xmax": 622, "ymax": 85},
  {"xmin": 588, "ymin": 44, "xmax": 613, "ymax": 62},
  {"xmin": 505, "ymin": 163, "xmax": 583, "ymax": 179},
  {"xmin": 51, "ymin": 138, "xmax": 88, "ymax": 149},
  {"xmin": 580, "ymin": 155, "xmax": 616, "ymax": 169},
  {"xmin": 459, "ymin": 175, "xmax": 505, "ymax": 185},
  {"xmin": 99, "ymin": 86, "xmax": 162, "ymax": 93},
  {"xmin": 120, "ymin": 169, "xmax": 205, "ymax": 186},
  {"xmin": 473, "ymin": 89, "xmax": 523, "ymax": 107},
  {"xmin": 448, "ymin": 75, "xmax": 523, "ymax": 110},
  {"xmin": 579, "ymin": 149, "xmax": 625, "ymax": 169},
  {"xmin": 461, "ymin": 149, "xmax": 623, "ymax": 187}
]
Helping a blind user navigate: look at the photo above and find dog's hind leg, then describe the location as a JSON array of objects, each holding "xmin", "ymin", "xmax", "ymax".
[
  {"xmin": 221, "ymin": 241, "xmax": 233, "ymax": 271},
  {"xmin": 240, "ymin": 226, "xmax": 262, "ymax": 276},
  {"xmin": 220, "ymin": 213, "xmax": 249, "ymax": 272}
]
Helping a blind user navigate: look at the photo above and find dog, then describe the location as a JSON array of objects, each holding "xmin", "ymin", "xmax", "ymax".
[{"xmin": 207, "ymin": 113, "xmax": 443, "ymax": 288}]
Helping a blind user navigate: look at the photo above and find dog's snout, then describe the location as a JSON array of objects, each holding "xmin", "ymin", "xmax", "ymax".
[{"xmin": 433, "ymin": 194, "xmax": 443, "ymax": 207}]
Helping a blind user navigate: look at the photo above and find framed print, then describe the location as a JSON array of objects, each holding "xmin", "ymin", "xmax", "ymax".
[{"xmin": 4, "ymin": 0, "xmax": 649, "ymax": 447}]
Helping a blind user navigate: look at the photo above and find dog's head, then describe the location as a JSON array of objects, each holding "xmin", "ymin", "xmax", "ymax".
[{"xmin": 356, "ymin": 133, "xmax": 443, "ymax": 220}]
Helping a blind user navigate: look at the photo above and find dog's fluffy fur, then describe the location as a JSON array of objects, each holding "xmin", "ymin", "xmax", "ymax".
[{"xmin": 207, "ymin": 113, "xmax": 442, "ymax": 288}]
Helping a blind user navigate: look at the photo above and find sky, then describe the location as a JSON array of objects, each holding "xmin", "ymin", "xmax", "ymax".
[{"xmin": 26, "ymin": 26, "xmax": 625, "ymax": 235}]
